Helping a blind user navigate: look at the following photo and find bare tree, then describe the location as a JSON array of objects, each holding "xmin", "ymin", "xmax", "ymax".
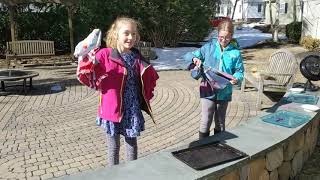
[
  {"xmin": 269, "ymin": 0, "xmax": 279, "ymax": 42},
  {"xmin": 274, "ymin": 0, "xmax": 280, "ymax": 42},
  {"xmin": 269, "ymin": 0, "xmax": 273, "ymax": 31},
  {"xmin": 231, "ymin": 0, "xmax": 239, "ymax": 20},
  {"xmin": 293, "ymin": 0, "xmax": 296, "ymax": 22},
  {"xmin": 293, "ymin": 0, "xmax": 303, "ymax": 22}
]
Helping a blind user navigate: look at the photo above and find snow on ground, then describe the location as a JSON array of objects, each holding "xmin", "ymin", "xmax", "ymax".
[
  {"xmin": 151, "ymin": 47, "xmax": 198, "ymax": 71},
  {"xmin": 151, "ymin": 26, "xmax": 287, "ymax": 71}
]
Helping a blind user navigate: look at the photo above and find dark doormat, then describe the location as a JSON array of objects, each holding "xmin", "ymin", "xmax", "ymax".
[{"xmin": 172, "ymin": 142, "xmax": 248, "ymax": 170}]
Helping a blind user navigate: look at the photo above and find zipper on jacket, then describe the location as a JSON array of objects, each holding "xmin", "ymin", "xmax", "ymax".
[
  {"xmin": 119, "ymin": 67, "xmax": 127, "ymax": 122},
  {"xmin": 100, "ymin": 93, "xmax": 103, "ymax": 114},
  {"xmin": 219, "ymin": 45, "xmax": 224, "ymax": 71}
]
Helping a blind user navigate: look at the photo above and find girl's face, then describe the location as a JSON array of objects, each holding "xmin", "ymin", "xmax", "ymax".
[
  {"xmin": 117, "ymin": 22, "xmax": 137, "ymax": 53},
  {"xmin": 218, "ymin": 30, "xmax": 232, "ymax": 48}
]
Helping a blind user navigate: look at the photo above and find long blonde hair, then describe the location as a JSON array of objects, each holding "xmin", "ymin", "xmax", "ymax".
[{"xmin": 106, "ymin": 17, "xmax": 141, "ymax": 48}]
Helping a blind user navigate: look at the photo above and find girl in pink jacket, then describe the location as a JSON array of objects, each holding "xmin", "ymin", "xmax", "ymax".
[{"xmin": 77, "ymin": 17, "xmax": 158, "ymax": 166}]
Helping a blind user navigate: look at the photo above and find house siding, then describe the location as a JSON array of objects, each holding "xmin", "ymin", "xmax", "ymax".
[
  {"xmin": 302, "ymin": 0, "xmax": 320, "ymax": 39},
  {"xmin": 246, "ymin": 1, "xmax": 265, "ymax": 19},
  {"xmin": 216, "ymin": 0, "xmax": 265, "ymax": 22},
  {"xmin": 264, "ymin": 0, "xmax": 302, "ymax": 25}
]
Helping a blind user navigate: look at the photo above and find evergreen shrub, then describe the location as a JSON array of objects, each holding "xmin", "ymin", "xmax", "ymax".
[{"xmin": 285, "ymin": 22, "xmax": 302, "ymax": 43}]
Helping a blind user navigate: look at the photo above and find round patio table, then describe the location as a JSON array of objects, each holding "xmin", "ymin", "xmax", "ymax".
[{"xmin": 0, "ymin": 70, "xmax": 39, "ymax": 94}]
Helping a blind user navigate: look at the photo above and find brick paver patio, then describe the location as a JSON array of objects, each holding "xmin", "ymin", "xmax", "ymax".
[{"xmin": 0, "ymin": 65, "xmax": 261, "ymax": 179}]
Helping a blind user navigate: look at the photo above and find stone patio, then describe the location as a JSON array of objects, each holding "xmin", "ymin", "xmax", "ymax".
[
  {"xmin": 0, "ymin": 43, "xmax": 319, "ymax": 179},
  {"xmin": 0, "ymin": 65, "xmax": 261, "ymax": 179}
]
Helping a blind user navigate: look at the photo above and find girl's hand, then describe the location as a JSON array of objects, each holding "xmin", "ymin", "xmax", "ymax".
[
  {"xmin": 193, "ymin": 57, "xmax": 202, "ymax": 67},
  {"xmin": 230, "ymin": 79, "xmax": 238, "ymax": 85}
]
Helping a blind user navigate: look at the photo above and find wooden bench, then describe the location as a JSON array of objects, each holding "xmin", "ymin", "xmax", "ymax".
[{"xmin": 6, "ymin": 40, "xmax": 55, "ymax": 66}]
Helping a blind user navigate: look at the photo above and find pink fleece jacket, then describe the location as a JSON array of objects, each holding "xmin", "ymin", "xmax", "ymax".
[{"xmin": 77, "ymin": 48, "xmax": 159, "ymax": 123}]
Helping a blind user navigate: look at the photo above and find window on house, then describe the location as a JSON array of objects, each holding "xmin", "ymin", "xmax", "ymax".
[
  {"xmin": 258, "ymin": 4, "xmax": 262, "ymax": 13},
  {"xmin": 239, "ymin": 5, "xmax": 242, "ymax": 13},
  {"xmin": 221, "ymin": 6, "xmax": 224, "ymax": 14},
  {"xmin": 227, "ymin": 7, "xmax": 231, "ymax": 16},
  {"xmin": 280, "ymin": 2, "xmax": 288, "ymax": 14},
  {"xmin": 285, "ymin": 3, "xmax": 288, "ymax": 13}
]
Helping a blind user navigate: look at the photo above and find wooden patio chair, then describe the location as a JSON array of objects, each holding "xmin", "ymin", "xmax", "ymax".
[{"xmin": 241, "ymin": 49, "xmax": 298, "ymax": 109}]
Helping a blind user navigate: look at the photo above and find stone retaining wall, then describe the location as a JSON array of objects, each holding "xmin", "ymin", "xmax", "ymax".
[
  {"xmin": 58, "ymin": 93, "xmax": 320, "ymax": 180},
  {"xmin": 219, "ymin": 117, "xmax": 319, "ymax": 180}
]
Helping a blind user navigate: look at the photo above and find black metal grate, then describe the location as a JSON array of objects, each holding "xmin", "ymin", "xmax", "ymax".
[{"xmin": 172, "ymin": 142, "xmax": 247, "ymax": 170}]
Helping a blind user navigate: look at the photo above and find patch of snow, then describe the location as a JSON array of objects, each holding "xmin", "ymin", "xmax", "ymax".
[{"xmin": 151, "ymin": 26, "xmax": 287, "ymax": 71}]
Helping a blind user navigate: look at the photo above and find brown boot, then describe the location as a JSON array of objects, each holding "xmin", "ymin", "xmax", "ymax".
[{"xmin": 199, "ymin": 131, "xmax": 210, "ymax": 140}]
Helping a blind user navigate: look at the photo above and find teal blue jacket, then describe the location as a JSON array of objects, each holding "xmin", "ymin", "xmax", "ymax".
[{"xmin": 184, "ymin": 39, "xmax": 244, "ymax": 101}]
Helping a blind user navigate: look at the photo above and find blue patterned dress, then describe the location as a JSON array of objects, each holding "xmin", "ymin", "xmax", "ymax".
[{"xmin": 96, "ymin": 51, "xmax": 145, "ymax": 137}]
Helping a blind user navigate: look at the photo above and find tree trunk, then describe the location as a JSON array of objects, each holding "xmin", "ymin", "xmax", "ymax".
[
  {"xmin": 8, "ymin": 5, "xmax": 17, "ymax": 41},
  {"xmin": 231, "ymin": 0, "xmax": 239, "ymax": 20},
  {"xmin": 273, "ymin": 0, "xmax": 280, "ymax": 42},
  {"xmin": 274, "ymin": 28, "xmax": 279, "ymax": 42},
  {"xmin": 67, "ymin": 6, "xmax": 75, "ymax": 55},
  {"xmin": 269, "ymin": 0, "xmax": 274, "ymax": 39},
  {"xmin": 293, "ymin": 0, "xmax": 296, "ymax": 22}
]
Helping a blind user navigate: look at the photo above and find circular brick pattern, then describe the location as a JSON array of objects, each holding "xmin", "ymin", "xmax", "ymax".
[{"xmin": 0, "ymin": 68, "xmax": 258, "ymax": 179}]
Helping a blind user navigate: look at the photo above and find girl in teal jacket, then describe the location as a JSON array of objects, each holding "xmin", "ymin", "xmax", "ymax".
[{"xmin": 184, "ymin": 20, "xmax": 244, "ymax": 139}]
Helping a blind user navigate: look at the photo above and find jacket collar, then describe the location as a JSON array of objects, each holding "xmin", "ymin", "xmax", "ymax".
[
  {"xmin": 109, "ymin": 48, "xmax": 141, "ymax": 66},
  {"xmin": 213, "ymin": 38, "xmax": 240, "ymax": 51},
  {"xmin": 110, "ymin": 48, "xmax": 124, "ymax": 65}
]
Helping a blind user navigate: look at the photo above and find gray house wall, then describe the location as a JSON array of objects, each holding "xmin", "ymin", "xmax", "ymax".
[
  {"xmin": 301, "ymin": 0, "xmax": 320, "ymax": 39},
  {"xmin": 264, "ymin": 0, "xmax": 302, "ymax": 25},
  {"xmin": 216, "ymin": 0, "xmax": 265, "ymax": 22}
]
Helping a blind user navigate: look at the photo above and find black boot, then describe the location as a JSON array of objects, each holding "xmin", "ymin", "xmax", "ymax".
[
  {"xmin": 214, "ymin": 128, "xmax": 221, "ymax": 134},
  {"xmin": 199, "ymin": 131, "xmax": 210, "ymax": 140}
]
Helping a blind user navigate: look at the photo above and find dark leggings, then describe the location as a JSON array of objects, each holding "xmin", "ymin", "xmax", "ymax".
[
  {"xmin": 106, "ymin": 134, "xmax": 137, "ymax": 166},
  {"xmin": 200, "ymin": 98, "xmax": 229, "ymax": 134}
]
